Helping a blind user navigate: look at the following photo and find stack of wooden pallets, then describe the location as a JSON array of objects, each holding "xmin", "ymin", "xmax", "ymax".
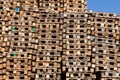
[
  {"xmin": 33, "ymin": 12, "xmax": 63, "ymax": 80},
  {"xmin": 90, "ymin": 12, "xmax": 120, "ymax": 80},
  {"xmin": 62, "ymin": 13, "xmax": 96, "ymax": 80},
  {"xmin": 0, "ymin": 0, "xmax": 39, "ymax": 80},
  {"xmin": 0, "ymin": 0, "xmax": 120, "ymax": 80}
]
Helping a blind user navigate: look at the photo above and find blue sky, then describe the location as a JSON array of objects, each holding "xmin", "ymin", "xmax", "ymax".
[{"xmin": 87, "ymin": 0, "xmax": 120, "ymax": 14}]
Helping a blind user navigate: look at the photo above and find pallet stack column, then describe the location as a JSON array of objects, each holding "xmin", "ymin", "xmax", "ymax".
[
  {"xmin": 62, "ymin": 13, "xmax": 96, "ymax": 80},
  {"xmin": 90, "ymin": 12, "xmax": 120, "ymax": 80},
  {"xmin": 32, "ymin": 0, "xmax": 64, "ymax": 79},
  {"xmin": 0, "ymin": 0, "xmax": 39, "ymax": 80}
]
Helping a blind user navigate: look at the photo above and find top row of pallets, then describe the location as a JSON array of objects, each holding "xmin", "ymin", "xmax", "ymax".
[{"xmin": 0, "ymin": 0, "xmax": 87, "ymax": 13}]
